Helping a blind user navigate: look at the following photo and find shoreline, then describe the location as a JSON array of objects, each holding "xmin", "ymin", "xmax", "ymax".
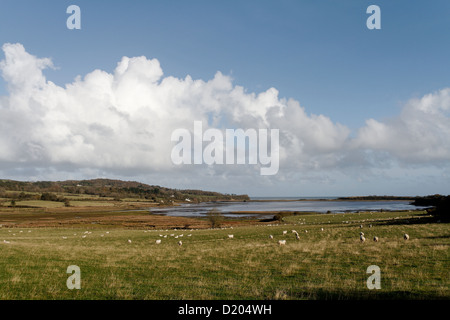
[{"xmin": 247, "ymin": 197, "xmax": 417, "ymax": 202}]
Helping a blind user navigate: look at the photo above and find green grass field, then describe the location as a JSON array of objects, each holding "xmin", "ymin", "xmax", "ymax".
[{"xmin": 0, "ymin": 210, "xmax": 448, "ymax": 300}]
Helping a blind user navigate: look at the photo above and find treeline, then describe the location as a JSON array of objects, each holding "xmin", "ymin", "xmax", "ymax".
[
  {"xmin": 0, "ymin": 178, "xmax": 249, "ymax": 203},
  {"xmin": 412, "ymin": 194, "xmax": 450, "ymax": 222}
]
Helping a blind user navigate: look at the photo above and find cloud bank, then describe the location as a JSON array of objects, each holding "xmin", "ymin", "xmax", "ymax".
[{"xmin": 0, "ymin": 43, "xmax": 449, "ymax": 192}]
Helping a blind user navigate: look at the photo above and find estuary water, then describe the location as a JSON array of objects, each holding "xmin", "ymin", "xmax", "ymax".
[{"xmin": 148, "ymin": 198, "xmax": 430, "ymax": 219}]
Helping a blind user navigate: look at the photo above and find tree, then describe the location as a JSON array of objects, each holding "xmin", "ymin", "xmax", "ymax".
[
  {"xmin": 427, "ymin": 195, "xmax": 450, "ymax": 222},
  {"xmin": 64, "ymin": 198, "xmax": 71, "ymax": 207},
  {"xmin": 206, "ymin": 208, "xmax": 223, "ymax": 228}
]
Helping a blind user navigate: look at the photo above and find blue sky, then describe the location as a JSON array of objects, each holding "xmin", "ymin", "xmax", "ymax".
[
  {"xmin": 2, "ymin": 0, "xmax": 449, "ymax": 128},
  {"xmin": 0, "ymin": 1, "xmax": 449, "ymax": 196}
]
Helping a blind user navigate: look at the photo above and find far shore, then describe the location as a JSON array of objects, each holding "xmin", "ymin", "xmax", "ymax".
[{"xmin": 246, "ymin": 198, "xmax": 415, "ymax": 202}]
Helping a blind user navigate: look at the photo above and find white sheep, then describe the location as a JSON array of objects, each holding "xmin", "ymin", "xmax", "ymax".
[
  {"xmin": 320, "ymin": 228, "xmax": 324, "ymax": 231},
  {"xmin": 155, "ymin": 239, "xmax": 161, "ymax": 244},
  {"xmin": 228, "ymin": 234, "xmax": 234, "ymax": 239},
  {"xmin": 360, "ymin": 234, "xmax": 366, "ymax": 243},
  {"xmin": 178, "ymin": 240, "xmax": 183, "ymax": 246},
  {"xmin": 128, "ymin": 239, "xmax": 132, "ymax": 243},
  {"xmin": 373, "ymin": 236, "xmax": 379, "ymax": 242},
  {"xmin": 269, "ymin": 235, "xmax": 274, "ymax": 239},
  {"xmin": 295, "ymin": 232, "xmax": 300, "ymax": 241},
  {"xmin": 404, "ymin": 233, "xmax": 409, "ymax": 240},
  {"xmin": 278, "ymin": 240, "xmax": 286, "ymax": 245},
  {"xmin": 282, "ymin": 230, "xmax": 287, "ymax": 235}
]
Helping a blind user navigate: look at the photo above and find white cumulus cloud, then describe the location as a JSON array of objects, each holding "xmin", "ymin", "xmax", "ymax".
[
  {"xmin": 355, "ymin": 88, "xmax": 450, "ymax": 164},
  {"xmin": 0, "ymin": 42, "xmax": 449, "ymax": 192}
]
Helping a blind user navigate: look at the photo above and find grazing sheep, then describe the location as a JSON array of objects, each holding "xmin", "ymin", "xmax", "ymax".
[
  {"xmin": 360, "ymin": 234, "xmax": 366, "ymax": 243},
  {"xmin": 373, "ymin": 236, "xmax": 379, "ymax": 242},
  {"xmin": 295, "ymin": 232, "xmax": 300, "ymax": 241},
  {"xmin": 62, "ymin": 237, "xmax": 67, "ymax": 239},
  {"xmin": 155, "ymin": 239, "xmax": 161, "ymax": 244},
  {"xmin": 291, "ymin": 230, "xmax": 297, "ymax": 234},
  {"xmin": 278, "ymin": 240, "xmax": 286, "ymax": 245},
  {"xmin": 360, "ymin": 232, "xmax": 364, "ymax": 236},
  {"xmin": 3, "ymin": 240, "xmax": 10, "ymax": 244},
  {"xmin": 282, "ymin": 230, "xmax": 287, "ymax": 235},
  {"xmin": 404, "ymin": 233, "xmax": 409, "ymax": 240},
  {"xmin": 269, "ymin": 235, "xmax": 274, "ymax": 239},
  {"xmin": 178, "ymin": 240, "xmax": 183, "ymax": 246},
  {"xmin": 320, "ymin": 228, "xmax": 324, "ymax": 231},
  {"xmin": 128, "ymin": 239, "xmax": 132, "ymax": 243},
  {"xmin": 228, "ymin": 234, "xmax": 234, "ymax": 239},
  {"xmin": 360, "ymin": 224, "xmax": 363, "ymax": 228},
  {"xmin": 369, "ymin": 224, "xmax": 372, "ymax": 228}
]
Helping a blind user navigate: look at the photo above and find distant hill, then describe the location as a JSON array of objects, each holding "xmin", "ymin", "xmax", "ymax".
[
  {"xmin": 337, "ymin": 195, "xmax": 416, "ymax": 201},
  {"xmin": 0, "ymin": 178, "xmax": 249, "ymax": 203}
]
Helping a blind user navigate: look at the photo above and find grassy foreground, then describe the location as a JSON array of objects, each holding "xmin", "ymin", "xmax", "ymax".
[{"xmin": 0, "ymin": 210, "xmax": 448, "ymax": 300}]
